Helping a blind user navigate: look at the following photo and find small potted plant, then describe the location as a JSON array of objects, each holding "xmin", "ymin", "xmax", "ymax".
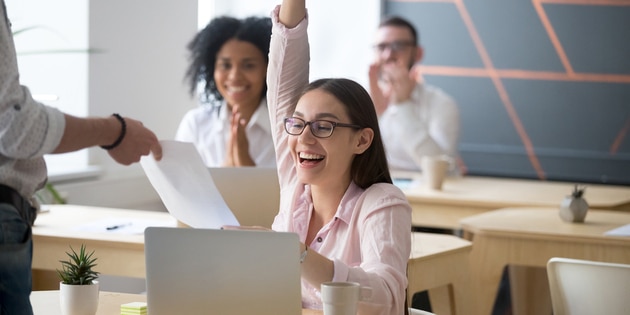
[
  {"xmin": 57, "ymin": 244, "xmax": 100, "ymax": 315},
  {"xmin": 559, "ymin": 184, "xmax": 589, "ymax": 223}
]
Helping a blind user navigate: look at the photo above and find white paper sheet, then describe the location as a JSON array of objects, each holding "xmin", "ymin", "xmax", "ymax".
[
  {"xmin": 140, "ymin": 140, "xmax": 239, "ymax": 228},
  {"xmin": 604, "ymin": 223, "xmax": 630, "ymax": 237}
]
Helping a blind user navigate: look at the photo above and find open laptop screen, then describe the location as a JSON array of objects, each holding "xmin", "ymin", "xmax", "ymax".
[{"xmin": 144, "ymin": 227, "xmax": 302, "ymax": 315}]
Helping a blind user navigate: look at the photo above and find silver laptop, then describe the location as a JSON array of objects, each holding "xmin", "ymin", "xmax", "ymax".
[
  {"xmin": 144, "ymin": 226, "xmax": 302, "ymax": 315},
  {"xmin": 208, "ymin": 167, "xmax": 280, "ymax": 228}
]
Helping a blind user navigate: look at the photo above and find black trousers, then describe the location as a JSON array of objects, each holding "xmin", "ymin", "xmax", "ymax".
[{"xmin": 0, "ymin": 184, "xmax": 37, "ymax": 225}]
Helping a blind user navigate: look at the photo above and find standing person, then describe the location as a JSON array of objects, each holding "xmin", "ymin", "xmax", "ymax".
[
  {"xmin": 0, "ymin": 1, "xmax": 162, "ymax": 314},
  {"xmin": 268, "ymin": 1, "xmax": 411, "ymax": 313},
  {"xmin": 175, "ymin": 16, "xmax": 275, "ymax": 167},
  {"xmin": 368, "ymin": 16, "xmax": 460, "ymax": 174}
]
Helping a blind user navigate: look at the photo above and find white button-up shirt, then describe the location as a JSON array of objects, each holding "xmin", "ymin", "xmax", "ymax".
[
  {"xmin": 175, "ymin": 99, "xmax": 276, "ymax": 167},
  {"xmin": 379, "ymin": 83, "xmax": 460, "ymax": 174}
]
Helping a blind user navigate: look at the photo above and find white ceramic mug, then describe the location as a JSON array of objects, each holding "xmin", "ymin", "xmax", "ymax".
[
  {"xmin": 420, "ymin": 155, "xmax": 450, "ymax": 190},
  {"xmin": 321, "ymin": 282, "xmax": 371, "ymax": 315}
]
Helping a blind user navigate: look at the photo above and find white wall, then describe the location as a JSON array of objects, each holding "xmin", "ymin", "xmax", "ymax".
[
  {"xmin": 212, "ymin": 0, "xmax": 381, "ymax": 87},
  {"xmin": 80, "ymin": 0, "xmax": 197, "ymax": 211},
  {"xmin": 79, "ymin": 0, "xmax": 198, "ymax": 210},
  {"xmin": 87, "ymin": 0, "xmax": 198, "ymax": 177}
]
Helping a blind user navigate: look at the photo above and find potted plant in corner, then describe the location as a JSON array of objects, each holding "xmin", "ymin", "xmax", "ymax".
[
  {"xmin": 57, "ymin": 244, "xmax": 100, "ymax": 315},
  {"xmin": 559, "ymin": 184, "xmax": 589, "ymax": 223}
]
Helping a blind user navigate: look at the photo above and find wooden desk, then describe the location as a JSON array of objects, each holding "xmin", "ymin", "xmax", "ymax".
[
  {"xmin": 460, "ymin": 207, "xmax": 630, "ymax": 315},
  {"xmin": 32, "ymin": 205, "xmax": 177, "ymax": 289},
  {"xmin": 32, "ymin": 205, "xmax": 471, "ymax": 313},
  {"xmin": 395, "ymin": 173, "xmax": 630, "ymax": 231},
  {"xmin": 30, "ymin": 290, "xmax": 322, "ymax": 315},
  {"xmin": 408, "ymin": 232, "xmax": 472, "ymax": 315}
]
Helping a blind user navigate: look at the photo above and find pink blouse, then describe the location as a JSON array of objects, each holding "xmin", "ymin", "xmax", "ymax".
[{"xmin": 267, "ymin": 6, "xmax": 412, "ymax": 315}]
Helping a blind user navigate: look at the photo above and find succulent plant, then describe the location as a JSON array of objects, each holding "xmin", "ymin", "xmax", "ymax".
[
  {"xmin": 560, "ymin": 184, "xmax": 589, "ymax": 223},
  {"xmin": 57, "ymin": 244, "xmax": 99, "ymax": 285},
  {"xmin": 571, "ymin": 185, "xmax": 586, "ymax": 199}
]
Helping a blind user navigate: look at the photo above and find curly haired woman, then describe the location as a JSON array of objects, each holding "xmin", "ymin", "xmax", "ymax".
[{"xmin": 175, "ymin": 16, "xmax": 275, "ymax": 167}]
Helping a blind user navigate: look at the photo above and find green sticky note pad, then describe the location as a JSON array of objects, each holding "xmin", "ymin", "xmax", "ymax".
[{"xmin": 120, "ymin": 301, "xmax": 147, "ymax": 312}]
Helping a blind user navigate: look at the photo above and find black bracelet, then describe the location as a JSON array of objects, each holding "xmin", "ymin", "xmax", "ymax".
[{"xmin": 100, "ymin": 113, "xmax": 126, "ymax": 150}]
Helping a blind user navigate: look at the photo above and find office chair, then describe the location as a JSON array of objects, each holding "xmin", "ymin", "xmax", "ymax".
[{"xmin": 547, "ymin": 257, "xmax": 630, "ymax": 315}]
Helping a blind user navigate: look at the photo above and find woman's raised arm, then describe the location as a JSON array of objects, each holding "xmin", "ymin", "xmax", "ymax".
[{"xmin": 279, "ymin": 0, "xmax": 306, "ymax": 29}]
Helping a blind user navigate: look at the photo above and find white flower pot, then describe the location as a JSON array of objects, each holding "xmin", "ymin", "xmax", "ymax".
[
  {"xmin": 559, "ymin": 196, "xmax": 589, "ymax": 223},
  {"xmin": 59, "ymin": 281, "xmax": 99, "ymax": 315}
]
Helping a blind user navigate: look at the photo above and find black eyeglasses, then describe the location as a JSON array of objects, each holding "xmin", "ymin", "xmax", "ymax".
[
  {"xmin": 284, "ymin": 117, "xmax": 362, "ymax": 138},
  {"xmin": 373, "ymin": 40, "xmax": 415, "ymax": 53}
]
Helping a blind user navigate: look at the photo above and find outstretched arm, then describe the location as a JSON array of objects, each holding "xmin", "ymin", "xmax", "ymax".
[
  {"xmin": 269, "ymin": 0, "xmax": 335, "ymax": 294},
  {"xmin": 54, "ymin": 114, "xmax": 162, "ymax": 165},
  {"xmin": 266, "ymin": 0, "xmax": 310, "ymax": 181}
]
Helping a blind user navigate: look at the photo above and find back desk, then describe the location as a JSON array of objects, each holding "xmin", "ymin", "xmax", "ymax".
[
  {"xmin": 461, "ymin": 207, "xmax": 630, "ymax": 315},
  {"xmin": 395, "ymin": 173, "xmax": 630, "ymax": 232},
  {"xmin": 395, "ymin": 173, "xmax": 630, "ymax": 315}
]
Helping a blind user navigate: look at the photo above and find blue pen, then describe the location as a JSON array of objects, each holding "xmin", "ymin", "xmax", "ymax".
[{"xmin": 106, "ymin": 223, "xmax": 131, "ymax": 230}]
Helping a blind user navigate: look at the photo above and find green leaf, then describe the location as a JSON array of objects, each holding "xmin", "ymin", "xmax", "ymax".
[
  {"xmin": 13, "ymin": 25, "xmax": 105, "ymax": 57},
  {"xmin": 17, "ymin": 48, "xmax": 105, "ymax": 56},
  {"xmin": 11, "ymin": 25, "xmax": 53, "ymax": 36},
  {"xmin": 46, "ymin": 183, "xmax": 66, "ymax": 205}
]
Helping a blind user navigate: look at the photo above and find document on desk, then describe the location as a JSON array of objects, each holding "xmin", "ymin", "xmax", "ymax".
[
  {"xmin": 140, "ymin": 140, "xmax": 239, "ymax": 229},
  {"xmin": 604, "ymin": 223, "xmax": 630, "ymax": 237}
]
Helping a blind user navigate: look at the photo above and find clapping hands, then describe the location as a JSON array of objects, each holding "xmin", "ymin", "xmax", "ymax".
[{"xmin": 223, "ymin": 105, "xmax": 255, "ymax": 166}]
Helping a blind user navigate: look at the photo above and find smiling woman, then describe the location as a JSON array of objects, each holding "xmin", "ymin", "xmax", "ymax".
[
  {"xmin": 263, "ymin": 1, "xmax": 412, "ymax": 314},
  {"xmin": 174, "ymin": 15, "xmax": 275, "ymax": 168}
]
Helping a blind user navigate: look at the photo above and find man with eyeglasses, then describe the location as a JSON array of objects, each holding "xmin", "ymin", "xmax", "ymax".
[{"xmin": 368, "ymin": 15, "xmax": 460, "ymax": 175}]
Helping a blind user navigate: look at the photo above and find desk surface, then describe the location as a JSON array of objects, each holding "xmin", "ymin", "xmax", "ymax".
[
  {"xmin": 461, "ymin": 207, "xmax": 630, "ymax": 315},
  {"xmin": 408, "ymin": 232, "xmax": 472, "ymax": 315},
  {"xmin": 410, "ymin": 232, "xmax": 471, "ymax": 260},
  {"xmin": 33, "ymin": 204, "xmax": 176, "ymax": 243},
  {"xmin": 31, "ymin": 290, "xmax": 322, "ymax": 315},
  {"xmin": 394, "ymin": 173, "xmax": 630, "ymax": 230},
  {"xmin": 461, "ymin": 207, "xmax": 630, "ymax": 244},
  {"xmin": 32, "ymin": 205, "xmax": 177, "ymax": 285},
  {"xmin": 401, "ymin": 174, "xmax": 630, "ymax": 209}
]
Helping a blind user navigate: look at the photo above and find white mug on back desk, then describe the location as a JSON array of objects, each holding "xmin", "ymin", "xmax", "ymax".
[
  {"xmin": 321, "ymin": 282, "xmax": 371, "ymax": 315},
  {"xmin": 420, "ymin": 155, "xmax": 450, "ymax": 190}
]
